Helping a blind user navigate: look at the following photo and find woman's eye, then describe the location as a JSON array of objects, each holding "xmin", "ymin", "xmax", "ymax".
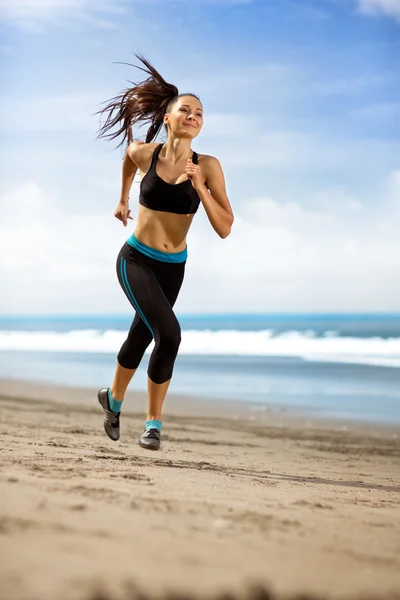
[{"xmin": 180, "ymin": 108, "xmax": 202, "ymax": 117}]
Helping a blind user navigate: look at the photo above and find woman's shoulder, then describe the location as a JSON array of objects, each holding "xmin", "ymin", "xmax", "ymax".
[
  {"xmin": 130, "ymin": 140, "xmax": 158, "ymax": 148},
  {"xmin": 127, "ymin": 141, "xmax": 219, "ymax": 168},
  {"xmin": 195, "ymin": 150, "xmax": 219, "ymax": 162},
  {"xmin": 126, "ymin": 140, "xmax": 159, "ymax": 166},
  {"xmin": 196, "ymin": 153, "xmax": 221, "ymax": 174},
  {"xmin": 128, "ymin": 140, "xmax": 158, "ymax": 154}
]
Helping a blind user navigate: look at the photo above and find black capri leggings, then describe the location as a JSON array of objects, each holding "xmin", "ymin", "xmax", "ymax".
[{"xmin": 116, "ymin": 234, "xmax": 187, "ymax": 384}]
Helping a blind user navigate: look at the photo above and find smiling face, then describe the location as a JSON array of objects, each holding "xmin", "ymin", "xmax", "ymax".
[{"xmin": 164, "ymin": 95, "xmax": 204, "ymax": 138}]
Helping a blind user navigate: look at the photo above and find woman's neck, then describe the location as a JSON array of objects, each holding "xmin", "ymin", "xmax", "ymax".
[{"xmin": 162, "ymin": 138, "xmax": 192, "ymax": 164}]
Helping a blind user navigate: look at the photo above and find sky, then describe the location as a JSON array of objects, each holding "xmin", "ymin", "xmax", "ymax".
[{"xmin": 0, "ymin": 0, "xmax": 399, "ymax": 314}]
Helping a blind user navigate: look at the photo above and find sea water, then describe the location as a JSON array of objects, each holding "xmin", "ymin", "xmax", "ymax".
[{"xmin": 0, "ymin": 313, "xmax": 399, "ymax": 425}]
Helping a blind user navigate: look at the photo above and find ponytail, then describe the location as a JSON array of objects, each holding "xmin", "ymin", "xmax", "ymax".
[{"xmin": 94, "ymin": 51, "xmax": 199, "ymax": 149}]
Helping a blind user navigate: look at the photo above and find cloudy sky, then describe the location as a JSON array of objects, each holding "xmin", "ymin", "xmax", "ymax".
[{"xmin": 0, "ymin": 0, "xmax": 399, "ymax": 315}]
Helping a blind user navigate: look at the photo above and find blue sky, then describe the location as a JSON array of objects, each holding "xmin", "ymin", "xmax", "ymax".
[{"xmin": 0, "ymin": 0, "xmax": 399, "ymax": 314}]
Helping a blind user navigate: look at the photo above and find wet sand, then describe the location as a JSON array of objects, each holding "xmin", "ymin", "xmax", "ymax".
[{"xmin": 0, "ymin": 378, "xmax": 399, "ymax": 600}]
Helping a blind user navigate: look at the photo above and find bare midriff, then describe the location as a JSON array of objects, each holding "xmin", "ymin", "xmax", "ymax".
[
  {"xmin": 131, "ymin": 143, "xmax": 203, "ymax": 254},
  {"xmin": 133, "ymin": 204, "xmax": 195, "ymax": 253}
]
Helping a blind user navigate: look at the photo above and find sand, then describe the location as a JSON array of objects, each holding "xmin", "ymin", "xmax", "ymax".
[{"xmin": 0, "ymin": 377, "xmax": 399, "ymax": 600}]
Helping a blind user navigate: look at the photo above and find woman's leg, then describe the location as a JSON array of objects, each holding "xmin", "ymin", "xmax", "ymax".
[
  {"xmin": 99, "ymin": 242, "xmax": 185, "ymax": 445},
  {"xmin": 144, "ymin": 259, "xmax": 185, "ymax": 425},
  {"xmin": 119, "ymin": 254, "xmax": 184, "ymax": 382},
  {"xmin": 117, "ymin": 249, "xmax": 185, "ymax": 447},
  {"xmin": 110, "ymin": 362, "xmax": 137, "ymax": 402},
  {"xmin": 98, "ymin": 248, "xmax": 156, "ymax": 441},
  {"xmin": 146, "ymin": 377, "xmax": 171, "ymax": 421},
  {"xmin": 117, "ymin": 310, "xmax": 154, "ymax": 371},
  {"xmin": 111, "ymin": 311, "xmax": 153, "ymax": 400}
]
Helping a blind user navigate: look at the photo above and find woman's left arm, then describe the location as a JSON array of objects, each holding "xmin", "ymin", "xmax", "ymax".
[{"xmin": 186, "ymin": 156, "xmax": 234, "ymax": 239}]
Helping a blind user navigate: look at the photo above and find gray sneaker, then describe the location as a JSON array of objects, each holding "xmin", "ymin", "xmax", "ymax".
[
  {"xmin": 97, "ymin": 388, "xmax": 120, "ymax": 441},
  {"xmin": 138, "ymin": 428, "xmax": 161, "ymax": 451}
]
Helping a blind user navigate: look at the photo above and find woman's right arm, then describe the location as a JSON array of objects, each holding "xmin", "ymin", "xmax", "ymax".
[
  {"xmin": 120, "ymin": 142, "xmax": 139, "ymax": 204},
  {"xmin": 114, "ymin": 141, "xmax": 140, "ymax": 226}
]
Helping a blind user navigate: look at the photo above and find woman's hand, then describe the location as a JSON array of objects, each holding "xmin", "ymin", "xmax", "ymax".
[
  {"xmin": 185, "ymin": 159, "xmax": 204, "ymax": 191},
  {"xmin": 114, "ymin": 201, "xmax": 134, "ymax": 227}
]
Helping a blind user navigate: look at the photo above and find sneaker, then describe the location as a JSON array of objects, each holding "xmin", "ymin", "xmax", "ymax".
[
  {"xmin": 138, "ymin": 428, "xmax": 161, "ymax": 451},
  {"xmin": 97, "ymin": 388, "xmax": 120, "ymax": 441}
]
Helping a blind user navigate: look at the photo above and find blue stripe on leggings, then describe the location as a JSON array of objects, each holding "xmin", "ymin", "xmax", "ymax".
[{"xmin": 119, "ymin": 258, "xmax": 154, "ymax": 338}]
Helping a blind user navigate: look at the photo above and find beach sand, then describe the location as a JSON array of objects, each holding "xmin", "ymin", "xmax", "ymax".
[{"xmin": 0, "ymin": 377, "xmax": 399, "ymax": 600}]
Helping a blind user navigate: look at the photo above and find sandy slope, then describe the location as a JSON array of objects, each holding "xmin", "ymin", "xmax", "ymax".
[{"xmin": 0, "ymin": 379, "xmax": 399, "ymax": 600}]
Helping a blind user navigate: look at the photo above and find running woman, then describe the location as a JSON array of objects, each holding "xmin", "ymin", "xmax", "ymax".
[{"xmin": 95, "ymin": 52, "xmax": 234, "ymax": 450}]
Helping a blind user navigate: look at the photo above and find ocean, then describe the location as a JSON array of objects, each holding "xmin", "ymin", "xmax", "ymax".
[{"xmin": 1, "ymin": 313, "xmax": 399, "ymax": 425}]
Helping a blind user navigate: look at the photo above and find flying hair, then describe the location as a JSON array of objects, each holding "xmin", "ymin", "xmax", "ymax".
[{"xmin": 94, "ymin": 51, "xmax": 201, "ymax": 149}]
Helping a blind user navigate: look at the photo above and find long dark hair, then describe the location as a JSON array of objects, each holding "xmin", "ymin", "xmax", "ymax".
[{"xmin": 94, "ymin": 51, "xmax": 201, "ymax": 149}]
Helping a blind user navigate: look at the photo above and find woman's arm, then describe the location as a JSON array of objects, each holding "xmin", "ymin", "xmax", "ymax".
[
  {"xmin": 120, "ymin": 142, "xmax": 139, "ymax": 205},
  {"xmin": 114, "ymin": 142, "xmax": 139, "ymax": 226},
  {"xmin": 194, "ymin": 156, "xmax": 234, "ymax": 239}
]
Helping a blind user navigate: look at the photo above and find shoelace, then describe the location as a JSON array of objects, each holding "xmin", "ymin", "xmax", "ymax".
[
  {"xmin": 145, "ymin": 428, "xmax": 160, "ymax": 439},
  {"xmin": 105, "ymin": 409, "xmax": 120, "ymax": 428}
]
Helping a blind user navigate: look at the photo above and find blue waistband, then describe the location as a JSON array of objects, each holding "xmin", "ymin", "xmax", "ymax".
[{"xmin": 127, "ymin": 233, "xmax": 188, "ymax": 263}]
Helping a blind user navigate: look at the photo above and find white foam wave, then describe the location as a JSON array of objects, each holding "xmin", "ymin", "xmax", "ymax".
[{"xmin": 0, "ymin": 328, "xmax": 400, "ymax": 368}]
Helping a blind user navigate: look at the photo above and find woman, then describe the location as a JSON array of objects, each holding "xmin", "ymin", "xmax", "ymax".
[{"xmin": 95, "ymin": 52, "xmax": 234, "ymax": 451}]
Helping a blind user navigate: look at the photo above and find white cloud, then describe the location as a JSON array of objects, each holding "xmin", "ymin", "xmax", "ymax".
[
  {"xmin": 385, "ymin": 168, "xmax": 400, "ymax": 205},
  {"xmin": 183, "ymin": 61, "xmax": 296, "ymax": 101},
  {"xmin": 192, "ymin": 189, "xmax": 398, "ymax": 281},
  {"xmin": 0, "ymin": 182, "xmax": 125, "ymax": 313},
  {"xmin": 312, "ymin": 74, "xmax": 389, "ymax": 97},
  {"xmin": 0, "ymin": 94, "xmax": 100, "ymax": 133},
  {"xmin": 357, "ymin": 0, "xmax": 400, "ymax": 21},
  {"xmin": 1, "ymin": 171, "xmax": 399, "ymax": 314},
  {"xmin": 0, "ymin": 182, "xmax": 116, "ymax": 275},
  {"xmin": 1, "ymin": 91, "xmax": 398, "ymax": 178},
  {"xmin": 0, "ymin": 0, "xmax": 251, "ymax": 28},
  {"xmin": 200, "ymin": 114, "xmax": 261, "ymax": 138},
  {"xmin": 0, "ymin": 94, "xmax": 262, "ymax": 137},
  {"xmin": 184, "ymin": 173, "xmax": 400, "ymax": 312},
  {"xmin": 349, "ymin": 101, "xmax": 400, "ymax": 122},
  {"xmin": 214, "ymin": 130, "xmax": 398, "ymax": 171},
  {"xmin": 0, "ymin": 0, "xmax": 127, "ymax": 29}
]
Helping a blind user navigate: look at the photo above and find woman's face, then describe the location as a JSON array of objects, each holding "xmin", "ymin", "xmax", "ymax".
[{"xmin": 165, "ymin": 96, "xmax": 203, "ymax": 138}]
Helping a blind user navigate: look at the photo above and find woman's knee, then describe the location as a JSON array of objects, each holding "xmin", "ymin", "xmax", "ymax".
[
  {"xmin": 160, "ymin": 324, "xmax": 181, "ymax": 355},
  {"xmin": 147, "ymin": 324, "xmax": 182, "ymax": 384},
  {"xmin": 117, "ymin": 341, "xmax": 143, "ymax": 370},
  {"xmin": 117, "ymin": 322, "xmax": 153, "ymax": 369}
]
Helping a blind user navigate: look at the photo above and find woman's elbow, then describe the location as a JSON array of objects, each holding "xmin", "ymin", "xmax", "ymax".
[{"xmin": 220, "ymin": 215, "xmax": 234, "ymax": 239}]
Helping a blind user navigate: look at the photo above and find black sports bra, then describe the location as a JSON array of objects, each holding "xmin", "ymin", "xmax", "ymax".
[{"xmin": 139, "ymin": 143, "xmax": 201, "ymax": 215}]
